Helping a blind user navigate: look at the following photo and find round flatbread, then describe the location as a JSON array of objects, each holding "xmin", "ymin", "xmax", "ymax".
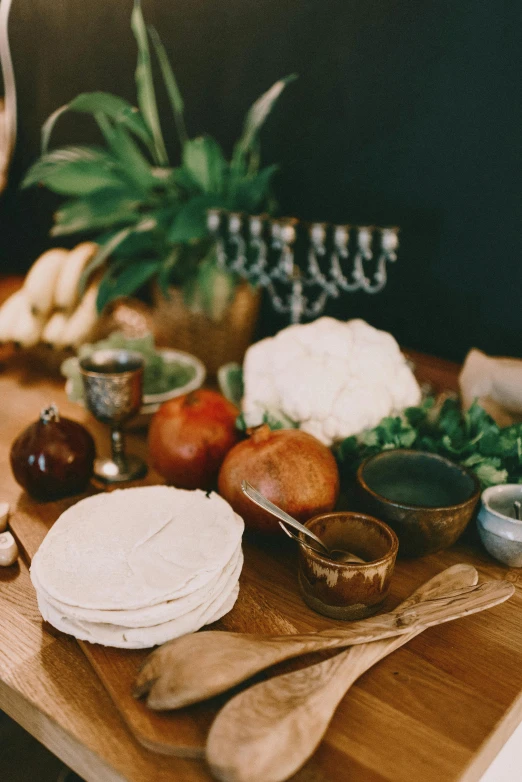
[
  {"xmin": 36, "ymin": 564, "xmax": 241, "ymax": 649},
  {"xmin": 31, "ymin": 486, "xmax": 244, "ymax": 610},
  {"xmin": 31, "ymin": 543, "xmax": 242, "ymax": 628}
]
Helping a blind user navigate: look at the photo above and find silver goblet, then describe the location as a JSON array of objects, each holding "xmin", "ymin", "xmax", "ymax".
[{"xmin": 80, "ymin": 349, "xmax": 148, "ymax": 483}]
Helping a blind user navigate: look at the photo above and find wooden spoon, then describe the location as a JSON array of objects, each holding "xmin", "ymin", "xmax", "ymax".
[
  {"xmin": 206, "ymin": 564, "xmax": 482, "ymax": 782},
  {"xmin": 135, "ymin": 568, "xmax": 513, "ymax": 709}
]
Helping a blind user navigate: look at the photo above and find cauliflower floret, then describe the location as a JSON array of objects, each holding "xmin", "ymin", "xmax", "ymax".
[{"xmin": 242, "ymin": 317, "xmax": 421, "ymax": 446}]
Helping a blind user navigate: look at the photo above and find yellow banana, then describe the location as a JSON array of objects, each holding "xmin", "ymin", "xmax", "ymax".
[
  {"xmin": 54, "ymin": 242, "xmax": 98, "ymax": 312},
  {"xmin": 23, "ymin": 248, "xmax": 69, "ymax": 318},
  {"xmin": 0, "ymin": 290, "xmax": 24, "ymax": 343},
  {"xmin": 60, "ymin": 280, "xmax": 100, "ymax": 348},
  {"xmin": 42, "ymin": 311, "xmax": 68, "ymax": 348},
  {"xmin": 10, "ymin": 293, "xmax": 44, "ymax": 348}
]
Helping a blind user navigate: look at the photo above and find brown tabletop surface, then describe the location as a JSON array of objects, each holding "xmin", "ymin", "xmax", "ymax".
[{"xmin": 1, "ymin": 278, "xmax": 521, "ymax": 782}]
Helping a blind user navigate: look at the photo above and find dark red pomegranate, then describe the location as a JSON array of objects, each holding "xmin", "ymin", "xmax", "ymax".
[{"xmin": 10, "ymin": 404, "xmax": 95, "ymax": 500}]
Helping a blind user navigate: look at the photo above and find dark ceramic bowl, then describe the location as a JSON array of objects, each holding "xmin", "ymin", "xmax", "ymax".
[
  {"xmin": 298, "ymin": 512, "xmax": 398, "ymax": 620},
  {"xmin": 356, "ymin": 450, "xmax": 481, "ymax": 558}
]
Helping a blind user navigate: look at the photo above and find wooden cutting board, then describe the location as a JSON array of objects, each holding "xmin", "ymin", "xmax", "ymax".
[
  {"xmin": 9, "ymin": 488, "xmax": 522, "ymax": 772},
  {"xmin": 9, "ymin": 490, "xmax": 342, "ymax": 757}
]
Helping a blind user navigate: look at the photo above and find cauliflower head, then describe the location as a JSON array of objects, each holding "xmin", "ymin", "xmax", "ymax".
[{"xmin": 242, "ymin": 317, "xmax": 421, "ymax": 446}]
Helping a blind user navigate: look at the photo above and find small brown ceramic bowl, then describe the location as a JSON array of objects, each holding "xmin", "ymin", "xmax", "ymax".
[
  {"xmin": 298, "ymin": 512, "xmax": 398, "ymax": 620},
  {"xmin": 356, "ymin": 450, "xmax": 481, "ymax": 558}
]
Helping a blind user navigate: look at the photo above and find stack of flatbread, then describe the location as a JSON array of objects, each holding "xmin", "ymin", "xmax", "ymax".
[{"xmin": 30, "ymin": 486, "xmax": 244, "ymax": 649}]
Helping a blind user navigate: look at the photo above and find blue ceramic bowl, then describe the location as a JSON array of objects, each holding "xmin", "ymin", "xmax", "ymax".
[{"xmin": 478, "ymin": 485, "xmax": 522, "ymax": 568}]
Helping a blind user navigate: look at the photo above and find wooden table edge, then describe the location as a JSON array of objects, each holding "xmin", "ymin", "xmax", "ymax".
[
  {"xmin": 0, "ymin": 677, "xmax": 126, "ymax": 782},
  {"xmin": 459, "ymin": 691, "xmax": 522, "ymax": 782}
]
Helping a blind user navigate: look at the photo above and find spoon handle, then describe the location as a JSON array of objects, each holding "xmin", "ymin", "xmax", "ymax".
[
  {"xmin": 278, "ymin": 519, "xmax": 366, "ymax": 563},
  {"xmin": 206, "ymin": 564, "xmax": 480, "ymax": 782},
  {"xmin": 278, "ymin": 521, "xmax": 325, "ymax": 556},
  {"xmin": 241, "ymin": 480, "xmax": 328, "ymax": 552}
]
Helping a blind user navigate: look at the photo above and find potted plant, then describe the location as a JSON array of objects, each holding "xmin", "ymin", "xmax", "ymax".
[{"xmin": 22, "ymin": 0, "xmax": 295, "ymax": 372}]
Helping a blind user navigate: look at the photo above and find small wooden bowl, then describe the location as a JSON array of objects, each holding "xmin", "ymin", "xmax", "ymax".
[
  {"xmin": 298, "ymin": 512, "xmax": 398, "ymax": 620},
  {"xmin": 356, "ymin": 450, "xmax": 481, "ymax": 558}
]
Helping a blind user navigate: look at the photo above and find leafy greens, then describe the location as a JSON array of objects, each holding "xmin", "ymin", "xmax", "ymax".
[{"xmin": 337, "ymin": 397, "xmax": 522, "ymax": 489}]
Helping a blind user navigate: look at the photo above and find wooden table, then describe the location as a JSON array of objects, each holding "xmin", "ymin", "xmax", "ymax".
[{"xmin": 0, "ymin": 295, "xmax": 521, "ymax": 781}]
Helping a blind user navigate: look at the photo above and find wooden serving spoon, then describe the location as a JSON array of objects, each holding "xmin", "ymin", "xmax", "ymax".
[
  {"xmin": 206, "ymin": 564, "xmax": 482, "ymax": 782},
  {"xmin": 135, "ymin": 569, "xmax": 513, "ymax": 709}
]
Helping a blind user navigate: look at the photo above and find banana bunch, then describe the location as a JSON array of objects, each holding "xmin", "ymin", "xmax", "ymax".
[{"xmin": 0, "ymin": 243, "xmax": 101, "ymax": 349}]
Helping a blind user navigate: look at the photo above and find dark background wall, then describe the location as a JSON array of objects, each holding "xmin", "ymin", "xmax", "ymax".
[{"xmin": 1, "ymin": 0, "xmax": 521, "ymax": 360}]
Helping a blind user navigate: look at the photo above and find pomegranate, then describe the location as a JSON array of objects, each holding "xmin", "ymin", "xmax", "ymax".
[
  {"xmin": 10, "ymin": 404, "xmax": 95, "ymax": 500},
  {"xmin": 218, "ymin": 425, "xmax": 340, "ymax": 533},
  {"xmin": 148, "ymin": 389, "xmax": 240, "ymax": 490}
]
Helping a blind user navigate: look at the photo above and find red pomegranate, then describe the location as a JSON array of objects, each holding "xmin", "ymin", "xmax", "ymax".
[
  {"xmin": 148, "ymin": 389, "xmax": 240, "ymax": 490},
  {"xmin": 218, "ymin": 424, "xmax": 340, "ymax": 533}
]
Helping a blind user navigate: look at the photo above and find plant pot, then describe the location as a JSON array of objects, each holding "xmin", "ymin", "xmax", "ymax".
[{"xmin": 151, "ymin": 283, "xmax": 261, "ymax": 376}]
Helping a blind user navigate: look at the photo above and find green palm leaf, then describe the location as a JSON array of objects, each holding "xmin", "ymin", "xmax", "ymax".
[
  {"xmin": 148, "ymin": 25, "xmax": 188, "ymax": 148},
  {"xmin": 97, "ymin": 258, "xmax": 161, "ymax": 311},
  {"xmin": 41, "ymin": 92, "xmax": 154, "ymax": 155},
  {"xmin": 51, "ymin": 189, "xmax": 142, "ymax": 236},
  {"xmin": 79, "ymin": 227, "xmax": 135, "ymax": 295},
  {"xmin": 22, "ymin": 146, "xmax": 126, "ymax": 195},
  {"xmin": 232, "ymin": 74, "xmax": 297, "ymax": 171},
  {"xmin": 131, "ymin": 0, "xmax": 168, "ymax": 166},
  {"xmin": 182, "ymin": 136, "xmax": 227, "ymax": 194},
  {"xmin": 94, "ymin": 113, "xmax": 160, "ymax": 192},
  {"xmin": 229, "ymin": 163, "xmax": 278, "ymax": 212},
  {"xmin": 167, "ymin": 193, "xmax": 229, "ymax": 244}
]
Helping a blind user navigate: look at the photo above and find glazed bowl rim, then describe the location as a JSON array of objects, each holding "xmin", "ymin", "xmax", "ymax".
[
  {"xmin": 480, "ymin": 484, "xmax": 522, "ymax": 526},
  {"xmin": 299, "ymin": 511, "xmax": 399, "ymax": 569},
  {"xmin": 356, "ymin": 449, "xmax": 481, "ymax": 512}
]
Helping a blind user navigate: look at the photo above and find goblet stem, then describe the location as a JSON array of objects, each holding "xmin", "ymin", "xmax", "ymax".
[
  {"xmin": 111, "ymin": 427, "xmax": 128, "ymax": 470},
  {"xmin": 94, "ymin": 425, "xmax": 146, "ymax": 483}
]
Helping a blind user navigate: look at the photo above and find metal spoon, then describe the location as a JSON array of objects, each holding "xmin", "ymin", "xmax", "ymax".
[
  {"xmin": 278, "ymin": 522, "xmax": 365, "ymax": 563},
  {"xmin": 241, "ymin": 481, "xmax": 366, "ymax": 564}
]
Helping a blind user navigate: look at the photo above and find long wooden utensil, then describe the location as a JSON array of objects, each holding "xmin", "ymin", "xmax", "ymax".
[
  {"xmin": 135, "ymin": 568, "xmax": 513, "ymax": 710},
  {"xmin": 206, "ymin": 564, "xmax": 484, "ymax": 782}
]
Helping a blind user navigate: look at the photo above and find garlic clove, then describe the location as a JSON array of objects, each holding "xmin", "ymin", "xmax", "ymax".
[
  {"xmin": 0, "ymin": 531, "xmax": 18, "ymax": 566},
  {"xmin": 0, "ymin": 501, "xmax": 8, "ymax": 532}
]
